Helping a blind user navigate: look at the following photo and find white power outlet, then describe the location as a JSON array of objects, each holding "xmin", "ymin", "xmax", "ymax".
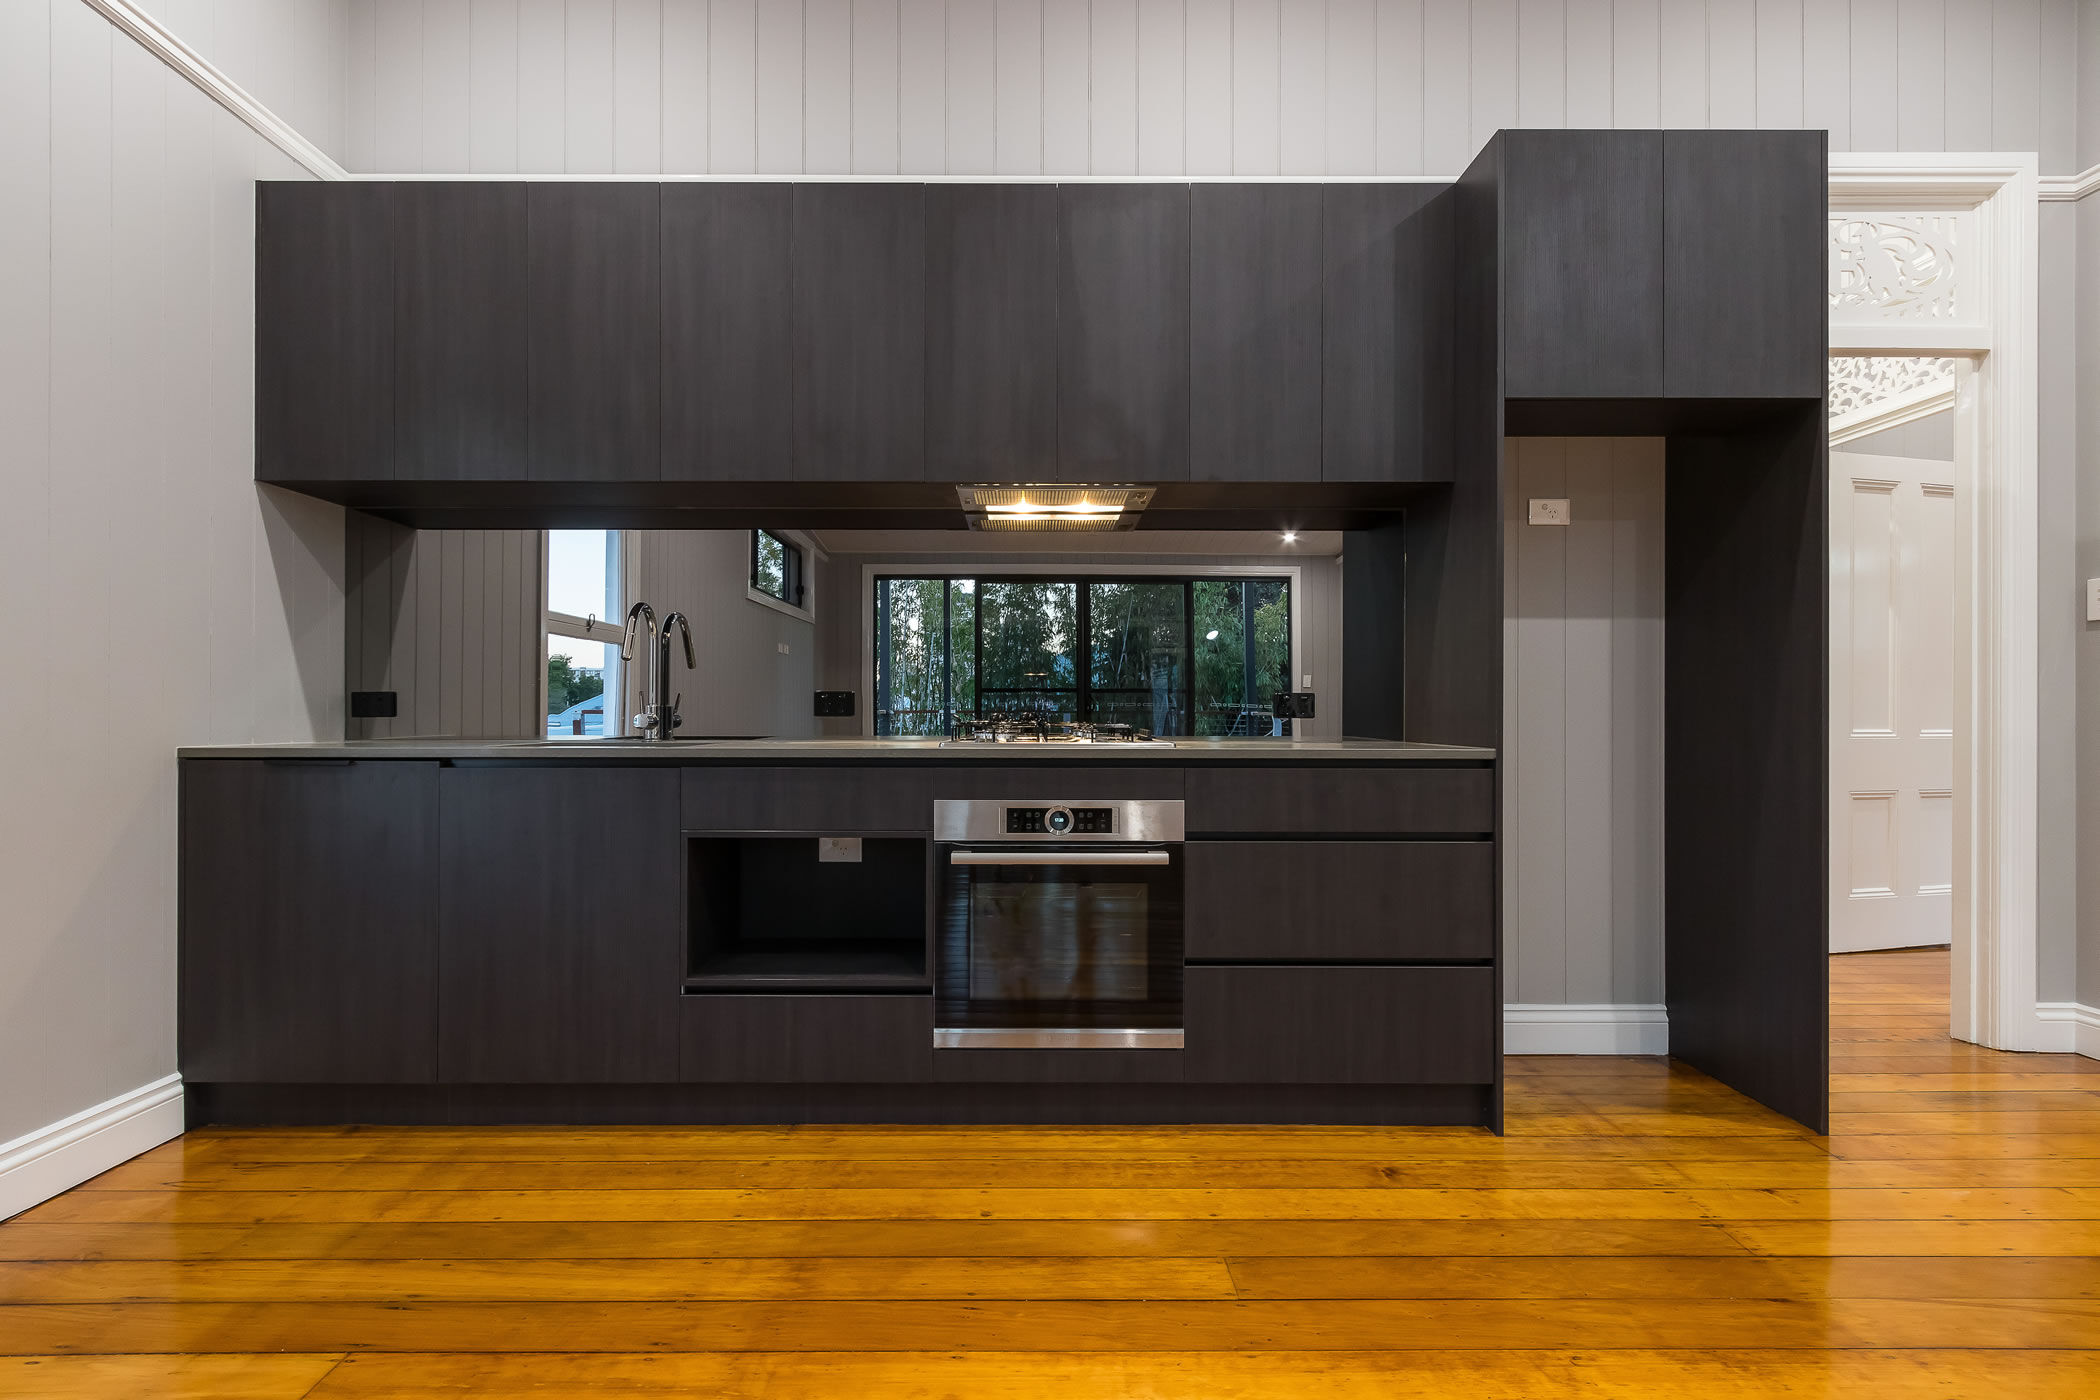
[
  {"xmin": 1528, "ymin": 497, "xmax": 1572, "ymax": 526},
  {"xmin": 777, "ymin": 641, "xmax": 791, "ymax": 655},
  {"xmin": 2087, "ymin": 578, "xmax": 2100, "ymax": 624}
]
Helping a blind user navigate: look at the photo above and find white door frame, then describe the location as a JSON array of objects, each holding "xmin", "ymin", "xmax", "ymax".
[{"xmin": 1827, "ymin": 154, "xmax": 2039, "ymax": 1050}]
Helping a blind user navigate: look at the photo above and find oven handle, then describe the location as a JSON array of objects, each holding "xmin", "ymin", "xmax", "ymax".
[{"xmin": 949, "ymin": 849, "xmax": 1174, "ymax": 867}]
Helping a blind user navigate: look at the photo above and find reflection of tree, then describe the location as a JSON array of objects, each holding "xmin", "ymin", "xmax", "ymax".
[
  {"xmin": 546, "ymin": 656, "xmax": 604, "ymax": 716},
  {"xmin": 876, "ymin": 575, "xmax": 1289, "ymax": 737}
]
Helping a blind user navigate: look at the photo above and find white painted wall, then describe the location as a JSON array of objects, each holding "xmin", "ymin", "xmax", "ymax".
[
  {"xmin": 340, "ymin": 0, "xmax": 2074, "ymax": 176},
  {"xmin": 0, "ymin": 0, "xmax": 349, "ymax": 1149},
  {"xmin": 136, "ymin": 0, "xmax": 355, "ymax": 163}
]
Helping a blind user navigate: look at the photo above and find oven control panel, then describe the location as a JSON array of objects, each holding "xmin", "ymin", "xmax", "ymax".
[{"xmin": 1005, "ymin": 805, "xmax": 1116, "ymax": 836}]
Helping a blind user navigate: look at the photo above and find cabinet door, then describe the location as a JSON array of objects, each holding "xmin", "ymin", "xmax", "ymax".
[
  {"xmin": 1191, "ymin": 185, "xmax": 1321, "ymax": 482},
  {"xmin": 1057, "ymin": 184, "xmax": 1191, "ymax": 482},
  {"xmin": 179, "ymin": 761, "xmax": 437, "ymax": 1082},
  {"xmin": 1184, "ymin": 766, "xmax": 1496, "ymax": 834},
  {"xmin": 1185, "ymin": 967, "xmax": 1496, "ymax": 1084},
  {"xmin": 925, "ymin": 184, "xmax": 1058, "ymax": 482},
  {"xmin": 661, "ymin": 183, "xmax": 793, "ymax": 481},
  {"xmin": 439, "ymin": 767, "xmax": 681, "ymax": 1082},
  {"xmin": 1501, "ymin": 130, "xmax": 1663, "ymax": 401},
  {"xmin": 1184, "ymin": 841, "xmax": 1494, "ymax": 960},
  {"xmin": 793, "ymin": 184, "xmax": 925, "ymax": 480},
  {"xmin": 682, "ymin": 767, "xmax": 935, "ymax": 833},
  {"xmin": 395, "ymin": 183, "xmax": 528, "ymax": 480},
  {"xmin": 255, "ymin": 182, "xmax": 393, "ymax": 483},
  {"xmin": 1321, "ymin": 184, "xmax": 1450, "ymax": 482},
  {"xmin": 528, "ymin": 183, "xmax": 660, "ymax": 481},
  {"xmin": 1664, "ymin": 129, "xmax": 1828, "ymax": 400}
]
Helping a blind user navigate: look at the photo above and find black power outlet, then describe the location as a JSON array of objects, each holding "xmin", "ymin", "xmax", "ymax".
[
  {"xmin": 813, "ymin": 691, "xmax": 856, "ymax": 718},
  {"xmin": 1271, "ymin": 691, "xmax": 1316, "ymax": 719}
]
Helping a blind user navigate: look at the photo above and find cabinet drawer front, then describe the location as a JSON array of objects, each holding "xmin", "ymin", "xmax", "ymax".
[
  {"xmin": 681, "ymin": 995, "xmax": 932, "ymax": 1082},
  {"xmin": 1185, "ymin": 842, "xmax": 1493, "ymax": 961},
  {"xmin": 1186, "ymin": 767, "xmax": 1493, "ymax": 834},
  {"xmin": 924, "ymin": 767, "xmax": 1185, "ymax": 803},
  {"xmin": 682, "ymin": 768, "xmax": 933, "ymax": 832},
  {"xmin": 1185, "ymin": 966, "xmax": 1496, "ymax": 1084}
]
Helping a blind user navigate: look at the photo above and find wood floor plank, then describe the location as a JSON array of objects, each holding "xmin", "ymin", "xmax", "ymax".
[{"xmin": 0, "ymin": 1354, "xmax": 343, "ymax": 1399}]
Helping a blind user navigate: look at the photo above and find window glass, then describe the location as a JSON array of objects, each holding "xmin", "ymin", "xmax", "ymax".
[
  {"xmin": 546, "ymin": 635, "xmax": 614, "ymax": 737},
  {"xmin": 979, "ymin": 580, "xmax": 1079, "ymax": 724},
  {"xmin": 547, "ymin": 529, "xmax": 612, "ymax": 622},
  {"xmin": 754, "ymin": 531, "xmax": 788, "ymax": 599},
  {"xmin": 1088, "ymin": 581, "xmax": 1188, "ymax": 735},
  {"xmin": 1193, "ymin": 579, "xmax": 1292, "ymax": 735}
]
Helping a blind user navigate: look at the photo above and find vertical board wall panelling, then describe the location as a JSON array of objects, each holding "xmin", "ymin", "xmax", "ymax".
[
  {"xmin": 1611, "ymin": 0, "xmax": 1660, "ymax": 128},
  {"xmin": 1800, "ymin": 0, "xmax": 1849, "ymax": 147},
  {"xmin": 951, "ymin": 0, "xmax": 1000, "ymax": 174},
  {"xmin": 995, "ymin": 0, "xmax": 1044, "ymax": 173},
  {"xmin": 663, "ymin": 0, "xmax": 710, "ymax": 170},
  {"xmin": 1324, "ymin": 0, "xmax": 1375, "ymax": 174},
  {"xmin": 373, "ymin": 0, "xmax": 423, "ymax": 169},
  {"xmin": 1374, "ymin": 0, "xmax": 1424, "ymax": 174},
  {"xmin": 1421, "ymin": 0, "xmax": 1468, "ymax": 172},
  {"xmin": 614, "ymin": 0, "xmax": 666, "ymax": 172},
  {"xmin": 1896, "ymin": 0, "xmax": 1947, "ymax": 151},
  {"xmin": 1656, "ymin": 0, "xmax": 1705, "ymax": 128},
  {"xmin": 1705, "ymin": 0, "xmax": 1756, "ymax": 128},
  {"xmin": 1505, "ymin": 438, "xmax": 1665, "ymax": 1008},
  {"xmin": 709, "ymin": 0, "xmax": 757, "ymax": 172},
  {"xmin": 517, "ymin": 0, "xmax": 568, "ymax": 171},
  {"xmin": 1754, "ymin": 0, "xmax": 1804, "ymax": 130},
  {"xmin": 806, "ymin": 0, "xmax": 854, "ymax": 173},
  {"xmin": 853, "ymin": 0, "xmax": 901, "ymax": 173},
  {"xmin": 1232, "ymin": 0, "xmax": 1281, "ymax": 174},
  {"xmin": 1279, "ymin": 0, "xmax": 1327, "ymax": 174},
  {"xmin": 1137, "ymin": 0, "xmax": 1188, "ymax": 176},
  {"xmin": 469, "ymin": 0, "xmax": 522, "ymax": 172},
  {"xmin": 1184, "ymin": 0, "xmax": 1232, "ymax": 174},
  {"xmin": 900, "ymin": 0, "xmax": 948, "ymax": 171},
  {"xmin": 1563, "ymin": 0, "xmax": 1611, "ymax": 128},
  {"xmin": 1471, "ymin": 0, "xmax": 1519, "ymax": 154},
  {"xmin": 1850, "ymin": 0, "xmax": 1899, "ymax": 149},
  {"xmin": 1992, "ymin": 0, "xmax": 2041, "ymax": 155},
  {"xmin": 1516, "ymin": 0, "xmax": 1565, "ymax": 132},
  {"xmin": 422, "ymin": 0, "xmax": 472, "ymax": 171},
  {"xmin": 566, "ymin": 0, "xmax": 618, "ymax": 171}
]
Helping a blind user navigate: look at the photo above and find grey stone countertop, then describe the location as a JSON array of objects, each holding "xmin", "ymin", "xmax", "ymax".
[{"xmin": 178, "ymin": 736, "xmax": 1496, "ymax": 761}]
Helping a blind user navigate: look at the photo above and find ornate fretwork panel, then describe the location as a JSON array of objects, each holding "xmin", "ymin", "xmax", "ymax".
[
  {"xmin": 1828, "ymin": 356, "xmax": 1960, "ymax": 422},
  {"xmin": 1829, "ymin": 214, "xmax": 1966, "ymax": 323}
]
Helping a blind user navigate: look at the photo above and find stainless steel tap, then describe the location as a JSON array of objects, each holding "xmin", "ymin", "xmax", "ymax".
[
  {"xmin": 656, "ymin": 612, "xmax": 696, "ymax": 739},
  {"xmin": 619, "ymin": 601, "xmax": 660, "ymax": 738}
]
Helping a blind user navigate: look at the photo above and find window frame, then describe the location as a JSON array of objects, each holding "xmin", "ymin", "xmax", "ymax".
[
  {"xmin": 541, "ymin": 529, "xmax": 628, "ymax": 738},
  {"xmin": 747, "ymin": 528, "xmax": 817, "ymax": 623},
  {"xmin": 864, "ymin": 563, "xmax": 1302, "ymax": 739}
]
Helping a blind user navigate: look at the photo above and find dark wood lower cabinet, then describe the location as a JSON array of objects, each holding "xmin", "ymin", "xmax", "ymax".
[
  {"xmin": 1184, "ymin": 966, "xmax": 1497, "ymax": 1084},
  {"xmin": 179, "ymin": 760, "xmax": 439, "ymax": 1084},
  {"xmin": 439, "ymin": 766, "xmax": 682, "ymax": 1083},
  {"xmin": 681, "ymin": 994, "xmax": 932, "ymax": 1082},
  {"xmin": 1185, "ymin": 766, "xmax": 1495, "ymax": 834},
  {"xmin": 1184, "ymin": 841, "xmax": 1494, "ymax": 960}
]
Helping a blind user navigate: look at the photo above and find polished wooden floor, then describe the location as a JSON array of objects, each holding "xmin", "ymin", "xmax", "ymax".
[{"xmin": 4, "ymin": 948, "xmax": 2098, "ymax": 1396}]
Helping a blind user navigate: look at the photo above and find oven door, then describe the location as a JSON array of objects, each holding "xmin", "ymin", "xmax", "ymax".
[{"xmin": 935, "ymin": 845, "xmax": 1185, "ymax": 1048}]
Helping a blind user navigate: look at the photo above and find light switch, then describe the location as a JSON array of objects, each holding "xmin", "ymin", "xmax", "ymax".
[
  {"xmin": 2087, "ymin": 578, "xmax": 2100, "ymax": 623},
  {"xmin": 1528, "ymin": 498, "xmax": 1572, "ymax": 526},
  {"xmin": 1301, "ymin": 674, "xmax": 1313, "ymax": 689}
]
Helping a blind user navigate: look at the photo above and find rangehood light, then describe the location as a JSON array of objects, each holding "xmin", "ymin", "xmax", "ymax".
[{"xmin": 959, "ymin": 483, "xmax": 1155, "ymax": 532}]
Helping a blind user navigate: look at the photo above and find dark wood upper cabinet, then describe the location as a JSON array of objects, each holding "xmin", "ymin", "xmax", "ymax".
[
  {"xmin": 1663, "ymin": 129, "xmax": 1828, "ymax": 400},
  {"xmin": 527, "ymin": 183, "xmax": 660, "ymax": 481},
  {"xmin": 925, "ymin": 184, "xmax": 1059, "ymax": 482},
  {"xmin": 1191, "ymin": 185, "xmax": 1321, "ymax": 482},
  {"xmin": 256, "ymin": 181, "xmax": 393, "ymax": 482},
  {"xmin": 1322, "ymin": 184, "xmax": 1451, "ymax": 482},
  {"xmin": 438, "ymin": 766, "xmax": 681, "ymax": 1083},
  {"xmin": 1057, "ymin": 184, "xmax": 1191, "ymax": 481},
  {"xmin": 661, "ymin": 183, "xmax": 793, "ymax": 481},
  {"xmin": 395, "ymin": 183, "xmax": 528, "ymax": 480},
  {"xmin": 179, "ymin": 760, "xmax": 438, "ymax": 1083},
  {"xmin": 1500, "ymin": 130, "xmax": 1664, "ymax": 400},
  {"xmin": 792, "ymin": 183, "xmax": 926, "ymax": 480}
]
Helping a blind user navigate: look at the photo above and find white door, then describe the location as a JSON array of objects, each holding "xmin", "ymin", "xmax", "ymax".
[{"xmin": 1829, "ymin": 443, "xmax": 1957, "ymax": 953}]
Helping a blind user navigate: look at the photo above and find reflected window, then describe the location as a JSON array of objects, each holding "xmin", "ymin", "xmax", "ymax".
[{"xmin": 545, "ymin": 529, "xmax": 623, "ymax": 737}]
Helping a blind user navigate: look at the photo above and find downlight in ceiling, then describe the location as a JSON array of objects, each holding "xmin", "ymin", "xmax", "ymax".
[{"xmin": 957, "ymin": 484, "xmax": 1155, "ymax": 531}]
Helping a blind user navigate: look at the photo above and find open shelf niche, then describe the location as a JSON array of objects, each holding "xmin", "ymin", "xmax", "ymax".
[{"xmin": 684, "ymin": 836, "xmax": 929, "ymax": 992}]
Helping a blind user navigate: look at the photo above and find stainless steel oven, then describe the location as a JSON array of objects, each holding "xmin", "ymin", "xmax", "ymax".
[{"xmin": 933, "ymin": 799, "xmax": 1185, "ymax": 1049}]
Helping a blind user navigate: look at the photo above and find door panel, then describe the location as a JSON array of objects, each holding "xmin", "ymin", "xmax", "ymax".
[{"xmin": 1830, "ymin": 436, "xmax": 1958, "ymax": 954}]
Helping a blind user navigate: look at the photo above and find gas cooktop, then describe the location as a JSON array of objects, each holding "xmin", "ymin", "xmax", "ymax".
[{"xmin": 939, "ymin": 717, "xmax": 1176, "ymax": 748}]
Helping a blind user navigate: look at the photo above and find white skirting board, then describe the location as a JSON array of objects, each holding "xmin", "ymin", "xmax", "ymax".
[
  {"xmin": 1504, "ymin": 1005, "xmax": 1670, "ymax": 1056},
  {"xmin": 2035, "ymin": 1003, "xmax": 2100, "ymax": 1058},
  {"xmin": 0, "ymin": 1075, "xmax": 184, "ymax": 1222}
]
